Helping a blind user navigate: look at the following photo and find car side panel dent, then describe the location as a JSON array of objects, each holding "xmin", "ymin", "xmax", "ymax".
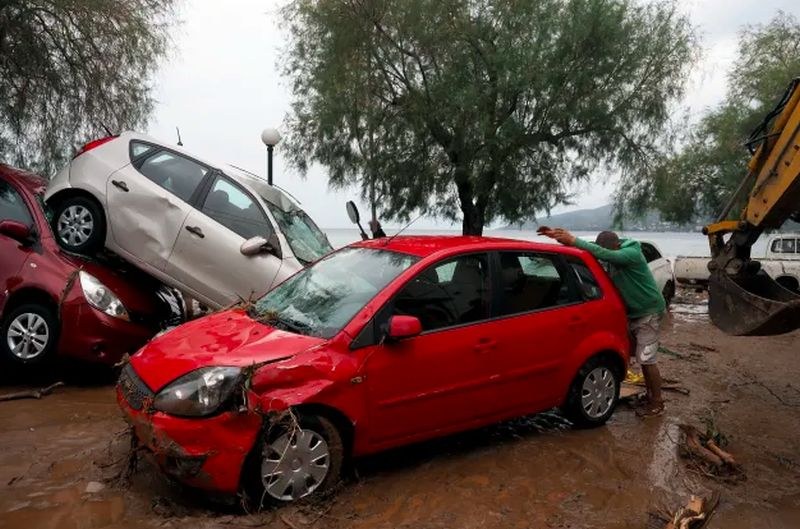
[{"xmin": 245, "ymin": 345, "xmax": 365, "ymax": 448}]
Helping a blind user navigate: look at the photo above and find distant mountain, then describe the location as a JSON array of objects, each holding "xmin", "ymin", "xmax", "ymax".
[
  {"xmin": 503, "ymin": 204, "xmax": 696, "ymax": 232},
  {"xmin": 504, "ymin": 204, "xmax": 800, "ymax": 232}
]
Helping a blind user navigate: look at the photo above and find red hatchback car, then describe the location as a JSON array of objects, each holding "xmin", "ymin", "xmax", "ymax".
[
  {"xmin": 118, "ymin": 236, "xmax": 630, "ymax": 505},
  {"xmin": 0, "ymin": 165, "xmax": 182, "ymax": 368}
]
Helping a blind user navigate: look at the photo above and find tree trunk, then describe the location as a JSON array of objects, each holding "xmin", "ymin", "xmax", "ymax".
[{"xmin": 457, "ymin": 184, "xmax": 485, "ymax": 235}]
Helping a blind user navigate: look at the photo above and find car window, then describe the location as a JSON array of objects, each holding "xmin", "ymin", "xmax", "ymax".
[
  {"xmin": 782, "ymin": 238, "xmax": 796, "ymax": 254},
  {"xmin": 202, "ymin": 177, "xmax": 273, "ymax": 240},
  {"xmin": 0, "ymin": 180, "xmax": 33, "ymax": 226},
  {"xmin": 565, "ymin": 256, "xmax": 602, "ymax": 300},
  {"xmin": 137, "ymin": 150, "xmax": 209, "ymax": 202},
  {"xmin": 498, "ymin": 252, "xmax": 578, "ymax": 316},
  {"xmin": 252, "ymin": 247, "xmax": 419, "ymax": 339},
  {"xmin": 130, "ymin": 141, "xmax": 156, "ymax": 160},
  {"xmin": 265, "ymin": 201, "xmax": 333, "ymax": 264},
  {"xmin": 393, "ymin": 253, "xmax": 490, "ymax": 332},
  {"xmin": 640, "ymin": 242, "xmax": 661, "ymax": 263}
]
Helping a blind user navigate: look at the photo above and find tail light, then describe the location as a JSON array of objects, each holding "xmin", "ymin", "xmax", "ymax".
[{"xmin": 74, "ymin": 135, "xmax": 117, "ymax": 159}]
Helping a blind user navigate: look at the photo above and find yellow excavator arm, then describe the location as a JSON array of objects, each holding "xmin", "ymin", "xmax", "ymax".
[{"xmin": 704, "ymin": 78, "xmax": 800, "ymax": 335}]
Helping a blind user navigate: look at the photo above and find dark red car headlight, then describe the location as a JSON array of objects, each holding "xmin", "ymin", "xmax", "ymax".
[{"xmin": 152, "ymin": 366, "xmax": 241, "ymax": 417}]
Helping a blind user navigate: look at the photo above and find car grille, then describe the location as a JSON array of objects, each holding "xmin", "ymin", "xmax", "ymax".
[{"xmin": 118, "ymin": 364, "xmax": 154, "ymax": 411}]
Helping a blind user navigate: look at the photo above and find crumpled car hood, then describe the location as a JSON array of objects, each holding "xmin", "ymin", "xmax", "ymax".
[{"xmin": 130, "ymin": 309, "xmax": 325, "ymax": 391}]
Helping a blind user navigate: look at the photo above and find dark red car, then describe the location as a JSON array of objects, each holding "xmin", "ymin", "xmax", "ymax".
[
  {"xmin": 118, "ymin": 236, "xmax": 630, "ymax": 505},
  {"xmin": 0, "ymin": 164, "xmax": 182, "ymax": 368}
]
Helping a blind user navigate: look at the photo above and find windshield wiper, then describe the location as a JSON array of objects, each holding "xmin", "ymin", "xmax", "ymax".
[{"xmin": 253, "ymin": 311, "xmax": 313, "ymax": 335}]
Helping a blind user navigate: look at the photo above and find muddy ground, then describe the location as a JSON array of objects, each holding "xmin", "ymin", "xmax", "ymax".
[{"xmin": 1, "ymin": 290, "xmax": 799, "ymax": 529}]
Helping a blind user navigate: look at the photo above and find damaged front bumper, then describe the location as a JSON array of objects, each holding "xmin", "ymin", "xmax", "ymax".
[
  {"xmin": 116, "ymin": 366, "xmax": 263, "ymax": 494},
  {"xmin": 59, "ymin": 299, "xmax": 156, "ymax": 364}
]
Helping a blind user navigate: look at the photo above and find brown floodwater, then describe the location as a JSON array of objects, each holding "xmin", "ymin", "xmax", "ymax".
[{"xmin": 1, "ymin": 299, "xmax": 799, "ymax": 529}]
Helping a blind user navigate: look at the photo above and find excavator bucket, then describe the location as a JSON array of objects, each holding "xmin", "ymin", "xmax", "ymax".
[{"xmin": 708, "ymin": 270, "xmax": 800, "ymax": 336}]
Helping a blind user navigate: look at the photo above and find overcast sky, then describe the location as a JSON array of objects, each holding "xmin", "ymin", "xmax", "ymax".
[{"xmin": 146, "ymin": 0, "xmax": 798, "ymax": 230}]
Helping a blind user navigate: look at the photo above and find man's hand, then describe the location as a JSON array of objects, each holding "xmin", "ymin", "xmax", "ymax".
[{"xmin": 540, "ymin": 226, "xmax": 576, "ymax": 246}]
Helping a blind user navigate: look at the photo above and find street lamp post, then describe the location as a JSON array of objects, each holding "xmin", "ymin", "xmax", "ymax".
[{"xmin": 260, "ymin": 128, "xmax": 282, "ymax": 185}]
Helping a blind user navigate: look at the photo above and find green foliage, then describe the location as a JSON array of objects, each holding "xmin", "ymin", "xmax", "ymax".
[
  {"xmin": 283, "ymin": 0, "xmax": 697, "ymax": 234},
  {"xmin": 623, "ymin": 11, "xmax": 800, "ymax": 224},
  {"xmin": 0, "ymin": 0, "xmax": 176, "ymax": 175}
]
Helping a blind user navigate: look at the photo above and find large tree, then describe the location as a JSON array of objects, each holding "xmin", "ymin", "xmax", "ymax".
[
  {"xmin": 283, "ymin": 0, "xmax": 697, "ymax": 234},
  {"xmin": 0, "ymin": 0, "xmax": 175, "ymax": 175},
  {"xmin": 620, "ymin": 11, "xmax": 800, "ymax": 224}
]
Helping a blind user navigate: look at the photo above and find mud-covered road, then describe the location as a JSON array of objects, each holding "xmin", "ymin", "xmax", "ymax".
[{"xmin": 2, "ymin": 292, "xmax": 799, "ymax": 529}]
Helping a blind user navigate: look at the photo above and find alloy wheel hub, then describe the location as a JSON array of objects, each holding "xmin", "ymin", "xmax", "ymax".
[
  {"xmin": 6, "ymin": 313, "xmax": 49, "ymax": 360},
  {"xmin": 57, "ymin": 205, "xmax": 94, "ymax": 246}
]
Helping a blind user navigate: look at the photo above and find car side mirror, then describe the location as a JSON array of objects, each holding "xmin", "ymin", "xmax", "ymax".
[
  {"xmin": 240, "ymin": 233, "xmax": 283, "ymax": 258},
  {"xmin": 386, "ymin": 315, "xmax": 422, "ymax": 341},
  {"xmin": 0, "ymin": 220, "xmax": 32, "ymax": 243}
]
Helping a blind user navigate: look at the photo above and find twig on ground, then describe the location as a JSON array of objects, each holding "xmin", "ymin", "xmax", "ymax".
[{"xmin": 0, "ymin": 382, "xmax": 64, "ymax": 402}]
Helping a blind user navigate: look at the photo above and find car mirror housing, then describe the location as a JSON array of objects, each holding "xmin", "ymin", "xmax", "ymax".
[
  {"xmin": 241, "ymin": 234, "xmax": 283, "ymax": 259},
  {"xmin": 0, "ymin": 220, "xmax": 32, "ymax": 243},
  {"xmin": 241, "ymin": 236, "xmax": 269, "ymax": 256},
  {"xmin": 386, "ymin": 315, "xmax": 422, "ymax": 341}
]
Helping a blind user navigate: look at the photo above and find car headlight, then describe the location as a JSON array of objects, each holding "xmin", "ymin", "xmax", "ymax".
[
  {"xmin": 79, "ymin": 271, "xmax": 129, "ymax": 320},
  {"xmin": 152, "ymin": 367, "xmax": 242, "ymax": 417}
]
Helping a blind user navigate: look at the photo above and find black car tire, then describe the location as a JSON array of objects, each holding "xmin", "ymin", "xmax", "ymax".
[
  {"xmin": 244, "ymin": 413, "xmax": 344, "ymax": 508},
  {"xmin": 562, "ymin": 354, "xmax": 621, "ymax": 428},
  {"xmin": 51, "ymin": 196, "xmax": 106, "ymax": 254},
  {"xmin": 0, "ymin": 303, "xmax": 59, "ymax": 367},
  {"xmin": 662, "ymin": 280, "xmax": 676, "ymax": 307}
]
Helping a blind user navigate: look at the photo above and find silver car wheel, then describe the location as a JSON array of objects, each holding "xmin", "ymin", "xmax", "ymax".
[
  {"xmin": 6, "ymin": 313, "xmax": 50, "ymax": 360},
  {"xmin": 261, "ymin": 428, "xmax": 330, "ymax": 501},
  {"xmin": 581, "ymin": 367, "xmax": 616, "ymax": 419},
  {"xmin": 57, "ymin": 205, "xmax": 94, "ymax": 246}
]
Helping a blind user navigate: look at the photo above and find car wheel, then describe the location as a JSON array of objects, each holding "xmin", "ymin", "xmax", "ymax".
[
  {"xmin": 662, "ymin": 280, "xmax": 676, "ymax": 307},
  {"xmin": 0, "ymin": 303, "xmax": 59, "ymax": 367},
  {"xmin": 562, "ymin": 355, "xmax": 621, "ymax": 428},
  {"xmin": 247, "ymin": 413, "xmax": 344, "ymax": 507},
  {"xmin": 52, "ymin": 196, "xmax": 105, "ymax": 254}
]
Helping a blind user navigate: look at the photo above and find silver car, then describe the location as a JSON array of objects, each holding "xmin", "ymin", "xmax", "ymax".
[{"xmin": 45, "ymin": 132, "xmax": 332, "ymax": 309}]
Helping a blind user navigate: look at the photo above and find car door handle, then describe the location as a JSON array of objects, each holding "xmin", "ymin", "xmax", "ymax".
[
  {"xmin": 473, "ymin": 338, "xmax": 496, "ymax": 353},
  {"xmin": 185, "ymin": 226, "xmax": 204, "ymax": 238},
  {"xmin": 568, "ymin": 315, "xmax": 586, "ymax": 328},
  {"xmin": 111, "ymin": 180, "xmax": 129, "ymax": 192}
]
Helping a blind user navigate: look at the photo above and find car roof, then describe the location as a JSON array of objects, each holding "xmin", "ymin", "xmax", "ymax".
[
  {"xmin": 0, "ymin": 164, "xmax": 47, "ymax": 195},
  {"xmin": 352, "ymin": 235, "xmax": 578, "ymax": 258},
  {"xmin": 121, "ymin": 132, "xmax": 300, "ymax": 212}
]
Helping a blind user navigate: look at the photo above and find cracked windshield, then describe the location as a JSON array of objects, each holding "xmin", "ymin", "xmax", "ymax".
[
  {"xmin": 265, "ymin": 201, "xmax": 332, "ymax": 264},
  {"xmin": 252, "ymin": 247, "xmax": 418, "ymax": 338}
]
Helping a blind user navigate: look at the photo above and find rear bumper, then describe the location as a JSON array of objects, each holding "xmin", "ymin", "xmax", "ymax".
[
  {"xmin": 58, "ymin": 298, "xmax": 156, "ymax": 364},
  {"xmin": 116, "ymin": 382, "xmax": 263, "ymax": 494}
]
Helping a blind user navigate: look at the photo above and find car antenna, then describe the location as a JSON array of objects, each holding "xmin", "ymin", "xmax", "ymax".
[
  {"xmin": 100, "ymin": 123, "xmax": 113, "ymax": 136},
  {"xmin": 176, "ymin": 127, "xmax": 183, "ymax": 146},
  {"xmin": 381, "ymin": 213, "xmax": 423, "ymax": 246}
]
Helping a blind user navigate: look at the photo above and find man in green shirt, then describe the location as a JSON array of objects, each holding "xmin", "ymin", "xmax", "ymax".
[{"xmin": 541, "ymin": 227, "xmax": 665, "ymax": 417}]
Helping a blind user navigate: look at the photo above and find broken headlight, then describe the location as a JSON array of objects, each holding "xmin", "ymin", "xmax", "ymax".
[
  {"xmin": 79, "ymin": 271, "xmax": 129, "ymax": 320},
  {"xmin": 152, "ymin": 367, "xmax": 241, "ymax": 417}
]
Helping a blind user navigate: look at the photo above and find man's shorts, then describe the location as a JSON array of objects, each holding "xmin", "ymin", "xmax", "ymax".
[{"xmin": 629, "ymin": 312, "xmax": 663, "ymax": 366}]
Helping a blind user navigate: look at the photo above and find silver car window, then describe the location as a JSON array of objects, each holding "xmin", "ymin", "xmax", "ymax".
[
  {"xmin": 202, "ymin": 177, "xmax": 273, "ymax": 240},
  {"xmin": 137, "ymin": 151, "xmax": 209, "ymax": 202}
]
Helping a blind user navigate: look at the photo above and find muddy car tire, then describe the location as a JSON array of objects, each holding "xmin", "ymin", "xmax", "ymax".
[
  {"xmin": 51, "ymin": 196, "xmax": 106, "ymax": 254},
  {"xmin": 245, "ymin": 413, "xmax": 344, "ymax": 507},
  {"xmin": 662, "ymin": 280, "xmax": 676, "ymax": 307},
  {"xmin": 0, "ymin": 303, "xmax": 59, "ymax": 367},
  {"xmin": 562, "ymin": 355, "xmax": 621, "ymax": 428}
]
